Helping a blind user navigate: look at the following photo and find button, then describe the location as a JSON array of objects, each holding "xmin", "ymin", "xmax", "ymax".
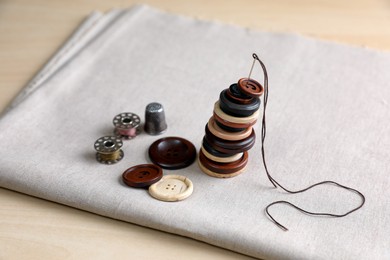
[
  {"xmin": 214, "ymin": 101, "xmax": 259, "ymax": 125},
  {"xmin": 148, "ymin": 137, "xmax": 197, "ymax": 169},
  {"xmin": 149, "ymin": 175, "xmax": 193, "ymax": 201},
  {"xmin": 207, "ymin": 117, "xmax": 252, "ymax": 141},
  {"xmin": 227, "ymin": 83, "xmax": 253, "ymax": 104},
  {"xmin": 197, "ymin": 155, "xmax": 247, "ymax": 178},
  {"xmin": 198, "ymin": 149, "xmax": 248, "ymax": 174},
  {"xmin": 201, "ymin": 145, "xmax": 244, "ymax": 163},
  {"xmin": 214, "ymin": 117, "xmax": 247, "ymax": 132},
  {"xmin": 204, "ymin": 123, "xmax": 256, "ymax": 154},
  {"xmin": 237, "ymin": 78, "xmax": 264, "ymax": 97},
  {"xmin": 219, "ymin": 89, "xmax": 260, "ymax": 117},
  {"xmin": 202, "ymin": 137, "xmax": 234, "ymax": 158},
  {"xmin": 122, "ymin": 164, "xmax": 163, "ymax": 188},
  {"xmin": 213, "ymin": 111, "xmax": 257, "ymax": 130}
]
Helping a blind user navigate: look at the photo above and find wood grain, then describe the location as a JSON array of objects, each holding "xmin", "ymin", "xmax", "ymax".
[{"xmin": 1, "ymin": 0, "xmax": 389, "ymax": 258}]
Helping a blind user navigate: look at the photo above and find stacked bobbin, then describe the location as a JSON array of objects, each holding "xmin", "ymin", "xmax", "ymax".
[
  {"xmin": 113, "ymin": 112, "xmax": 141, "ymax": 139},
  {"xmin": 198, "ymin": 78, "xmax": 264, "ymax": 178}
]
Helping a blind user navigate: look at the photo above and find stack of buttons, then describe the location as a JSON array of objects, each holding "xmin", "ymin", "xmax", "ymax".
[{"xmin": 198, "ymin": 78, "xmax": 264, "ymax": 178}]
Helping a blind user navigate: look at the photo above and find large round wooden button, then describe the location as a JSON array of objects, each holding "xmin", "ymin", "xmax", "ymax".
[
  {"xmin": 238, "ymin": 78, "xmax": 264, "ymax": 97},
  {"xmin": 149, "ymin": 175, "xmax": 193, "ymax": 202},
  {"xmin": 149, "ymin": 137, "xmax": 197, "ymax": 169},
  {"xmin": 122, "ymin": 164, "xmax": 163, "ymax": 188}
]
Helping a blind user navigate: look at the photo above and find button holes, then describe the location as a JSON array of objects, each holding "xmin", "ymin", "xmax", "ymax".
[
  {"xmin": 138, "ymin": 171, "xmax": 150, "ymax": 178},
  {"xmin": 165, "ymin": 148, "xmax": 180, "ymax": 157}
]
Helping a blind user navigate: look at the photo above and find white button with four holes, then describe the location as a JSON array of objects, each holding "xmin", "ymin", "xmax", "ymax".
[{"xmin": 148, "ymin": 175, "xmax": 193, "ymax": 202}]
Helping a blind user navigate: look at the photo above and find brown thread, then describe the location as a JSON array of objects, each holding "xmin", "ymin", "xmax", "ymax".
[{"xmin": 250, "ymin": 53, "xmax": 366, "ymax": 231}]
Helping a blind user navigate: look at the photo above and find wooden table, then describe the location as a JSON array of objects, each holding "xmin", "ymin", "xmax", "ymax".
[{"xmin": 1, "ymin": 0, "xmax": 389, "ymax": 258}]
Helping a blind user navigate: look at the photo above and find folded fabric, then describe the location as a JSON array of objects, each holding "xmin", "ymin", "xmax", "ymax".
[
  {"xmin": 1, "ymin": 5, "xmax": 389, "ymax": 259},
  {"xmin": 4, "ymin": 9, "xmax": 125, "ymax": 113}
]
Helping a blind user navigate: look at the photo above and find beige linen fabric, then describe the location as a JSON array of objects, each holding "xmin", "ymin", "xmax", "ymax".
[{"xmin": 1, "ymin": 5, "xmax": 389, "ymax": 259}]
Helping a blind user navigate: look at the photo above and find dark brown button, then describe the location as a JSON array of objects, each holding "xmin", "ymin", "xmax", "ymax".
[
  {"xmin": 204, "ymin": 123, "xmax": 256, "ymax": 154},
  {"xmin": 149, "ymin": 137, "xmax": 197, "ymax": 169},
  {"xmin": 198, "ymin": 149, "xmax": 248, "ymax": 174},
  {"xmin": 202, "ymin": 137, "xmax": 233, "ymax": 158},
  {"xmin": 215, "ymin": 119, "xmax": 246, "ymax": 132},
  {"xmin": 238, "ymin": 78, "xmax": 264, "ymax": 97},
  {"xmin": 122, "ymin": 164, "xmax": 163, "ymax": 188}
]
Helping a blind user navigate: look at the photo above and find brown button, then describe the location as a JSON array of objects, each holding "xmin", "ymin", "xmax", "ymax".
[
  {"xmin": 213, "ymin": 112, "xmax": 257, "ymax": 130},
  {"xmin": 197, "ymin": 153, "xmax": 248, "ymax": 178},
  {"xmin": 198, "ymin": 149, "xmax": 248, "ymax": 174},
  {"xmin": 214, "ymin": 101, "xmax": 259, "ymax": 125},
  {"xmin": 122, "ymin": 164, "xmax": 163, "ymax": 188},
  {"xmin": 238, "ymin": 78, "xmax": 264, "ymax": 97},
  {"xmin": 204, "ymin": 124, "xmax": 256, "ymax": 154},
  {"xmin": 201, "ymin": 145, "xmax": 243, "ymax": 163},
  {"xmin": 208, "ymin": 117, "xmax": 252, "ymax": 141},
  {"xmin": 149, "ymin": 137, "xmax": 197, "ymax": 169}
]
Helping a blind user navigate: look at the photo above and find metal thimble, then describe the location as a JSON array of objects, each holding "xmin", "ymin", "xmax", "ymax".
[{"xmin": 144, "ymin": 102, "xmax": 167, "ymax": 135}]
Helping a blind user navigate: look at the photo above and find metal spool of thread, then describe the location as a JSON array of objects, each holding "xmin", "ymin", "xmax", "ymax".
[
  {"xmin": 113, "ymin": 112, "xmax": 141, "ymax": 140},
  {"xmin": 94, "ymin": 136, "xmax": 124, "ymax": 164}
]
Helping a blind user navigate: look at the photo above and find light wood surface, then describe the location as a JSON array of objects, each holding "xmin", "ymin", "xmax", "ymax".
[{"xmin": 1, "ymin": 0, "xmax": 389, "ymax": 259}]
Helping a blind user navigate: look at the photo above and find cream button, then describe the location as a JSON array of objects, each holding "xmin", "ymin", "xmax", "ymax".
[{"xmin": 148, "ymin": 175, "xmax": 193, "ymax": 202}]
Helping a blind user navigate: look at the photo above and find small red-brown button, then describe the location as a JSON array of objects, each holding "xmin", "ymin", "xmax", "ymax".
[
  {"xmin": 238, "ymin": 78, "xmax": 264, "ymax": 97},
  {"xmin": 149, "ymin": 137, "xmax": 197, "ymax": 169},
  {"xmin": 122, "ymin": 164, "xmax": 163, "ymax": 188}
]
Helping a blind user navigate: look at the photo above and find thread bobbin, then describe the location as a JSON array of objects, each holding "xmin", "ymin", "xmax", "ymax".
[
  {"xmin": 94, "ymin": 136, "xmax": 124, "ymax": 164},
  {"xmin": 113, "ymin": 112, "xmax": 141, "ymax": 140}
]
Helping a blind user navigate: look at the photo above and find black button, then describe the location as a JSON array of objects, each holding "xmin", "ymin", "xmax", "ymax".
[{"xmin": 219, "ymin": 89, "xmax": 260, "ymax": 117}]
